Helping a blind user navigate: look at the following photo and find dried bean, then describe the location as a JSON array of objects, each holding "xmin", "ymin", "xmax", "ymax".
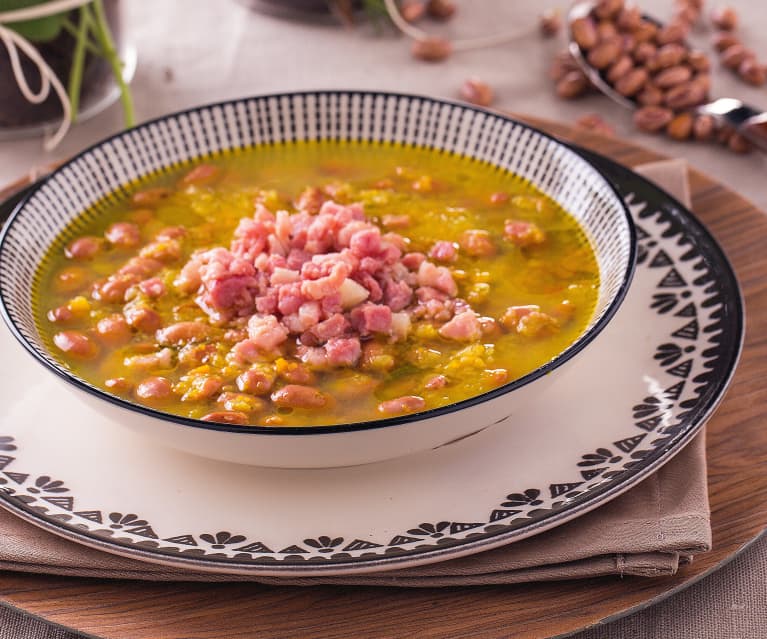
[
  {"xmin": 460, "ymin": 78, "xmax": 493, "ymax": 107},
  {"xmin": 412, "ymin": 37, "xmax": 452, "ymax": 62},
  {"xmin": 571, "ymin": 17, "xmax": 598, "ymax": 49},
  {"xmin": 655, "ymin": 65, "xmax": 693, "ymax": 88},
  {"xmin": 426, "ymin": 0, "xmax": 455, "ymax": 20},
  {"xmin": 539, "ymin": 9, "xmax": 561, "ymax": 37},
  {"xmin": 587, "ymin": 38, "xmax": 622, "ymax": 69},
  {"xmin": 666, "ymin": 112, "xmax": 694, "ymax": 140},
  {"xmin": 634, "ymin": 106, "xmax": 674, "ymax": 132},
  {"xmin": 738, "ymin": 59, "xmax": 766, "ymax": 86},
  {"xmin": 693, "ymin": 115, "xmax": 715, "ymax": 141},
  {"xmin": 615, "ymin": 68, "xmax": 648, "ymax": 96},
  {"xmin": 721, "ymin": 44, "xmax": 753, "ymax": 70},
  {"xmin": 711, "ymin": 6, "xmax": 737, "ymax": 30},
  {"xmin": 606, "ymin": 55, "xmax": 633, "ymax": 84},
  {"xmin": 712, "ymin": 32, "xmax": 739, "ymax": 52},
  {"xmin": 556, "ymin": 71, "xmax": 590, "ymax": 98}
]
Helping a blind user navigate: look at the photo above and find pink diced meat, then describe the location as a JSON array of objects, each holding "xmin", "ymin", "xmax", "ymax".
[
  {"xmin": 438, "ymin": 311, "xmax": 483, "ymax": 342},
  {"xmin": 247, "ymin": 315, "xmax": 289, "ymax": 351},
  {"xmin": 429, "ymin": 241, "xmax": 457, "ymax": 263}
]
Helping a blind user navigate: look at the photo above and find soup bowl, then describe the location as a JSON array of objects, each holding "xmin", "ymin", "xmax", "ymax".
[{"xmin": 0, "ymin": 91, "xmax": 635, "ymax": 468}]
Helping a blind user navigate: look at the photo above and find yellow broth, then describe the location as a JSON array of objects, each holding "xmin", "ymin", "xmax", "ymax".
[{"xmin": 35, "ymin": 141, "xmax": 599, "ymax": 426}]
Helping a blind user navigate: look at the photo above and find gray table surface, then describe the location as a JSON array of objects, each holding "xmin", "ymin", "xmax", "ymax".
[{"xmin": 0, "ymin": 0, "xmax": 765, "ymax": 637}]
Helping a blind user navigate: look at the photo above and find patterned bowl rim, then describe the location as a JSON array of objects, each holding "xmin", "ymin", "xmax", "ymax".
[{"xmin": 0, "ymin": 90, "xmax": 637, "ymax": 436}]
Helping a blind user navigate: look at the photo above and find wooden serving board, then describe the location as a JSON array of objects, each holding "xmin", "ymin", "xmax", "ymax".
[{"xmin": 0, "ymin": 117, "xmax": 765, "ymax": 639}]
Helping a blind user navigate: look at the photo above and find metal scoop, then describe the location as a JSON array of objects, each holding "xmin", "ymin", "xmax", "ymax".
[{"xmin": 567, "ymin": 1, "xmax": 767, "ymax": 151}]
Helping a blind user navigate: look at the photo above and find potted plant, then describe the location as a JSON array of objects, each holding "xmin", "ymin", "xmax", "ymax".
[{"xmin": 0, "ymin": 0, "xmax": 134, "ymax": 148}]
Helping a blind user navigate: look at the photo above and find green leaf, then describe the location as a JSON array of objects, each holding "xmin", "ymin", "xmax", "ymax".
[{"xmin": 0, "ymin": 0, "xmax": 69, "ymax": 42}]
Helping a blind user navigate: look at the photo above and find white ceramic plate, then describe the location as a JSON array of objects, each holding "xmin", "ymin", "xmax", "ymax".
[{"xmin": 0, "ymin": 153, "xmax": 743, "ymax": 576}]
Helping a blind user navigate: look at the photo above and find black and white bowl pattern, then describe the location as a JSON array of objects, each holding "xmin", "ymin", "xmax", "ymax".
[{"xmin": 0, "ymin": 92, "xmax": 635, "ymax": 468}]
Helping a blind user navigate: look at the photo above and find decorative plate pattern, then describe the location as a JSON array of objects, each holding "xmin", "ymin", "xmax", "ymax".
[{"xmin": 0, "ymin": 150, "xmax": 743, "ymax": 575}]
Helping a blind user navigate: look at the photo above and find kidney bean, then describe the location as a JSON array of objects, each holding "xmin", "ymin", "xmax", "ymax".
[
  {"xmin": 53, "ymin": 330, "xmax": 100, "ymax": 359},
  {"xmin": 738, "ymin": 59, "xmax": 766, "ymax": 86},
  {"xmin": 104, "ymin": 377, "xmax": 132, "ymax": 394},
  {"xmin": 556, "ymin": 71, "xmax": 590, "ymax": 99},
  {"xmin": 181, "ymin": 376, "xmax": 223, "ymax": 402},
  {"xmin": 426, "ymin": 0, "xmax": 455, "ymax": 20},
  {"xmin": 96, "ymin": 314, "xmax": 132, "ymax": 345},
  {"xmin": 217, "ymin": 392, "xmax": 266, "ymax": 413},
  {"xmin": 615, "ymin": 68, "xmax": 648, "ymax": 96},
  {"xmin": 201, "ymin": 411, "xmax": 249, "ymax": 425},
  {"xmin": 92, "ymin": 274, "xmax": 139, "ymax": 304},
  {"xmin": 633, "ymin": 42, "xmax": 657, "ymax": 64},
  {"xmin": 131, "ymin": 187, "xmax": 171, "ymax": 207},
  {"xmin": 539, "ymin": 9, "xmax": 561, "ymax": 37},
  {"xmin": 693, "ymin": 114, "xmax": 715, "ymax": 141},
  {"xmin": 606, "ymin": 55, "xmax": 633, "ymax": 84},
  {"xmin": 65, "ymin": 236, "xmax": 103, "ymax": 260},
  {"xmin": 721, "ymin": 44, "xmax": 753, "ymax": 70},
  {"xmin": 711, "ymin": 6, "xmax": 737, "ymax": 30},
  {"xmin": 571, "ymin": 17, "xmax": 598, "ymax": 49},
  {"xmin": 687, "ymin": 51, "xmax": 711, "ymax": 72},
  {"xmin": 459, "ymin": 78, "xmax": 494, "ymax": 107},
  {"xmin": 135, "ymin": 376, "xmax": 172, "ymax": 401},
  {"xmin": 649, "ymin": 44, "xmax": 686, "ymax": 71},
  {"xmin": 127, "ymin": 208, "xmax": 154, "ymax": 224},
  {"xmin": 655, "ymin": 65, "xmax": 692, "ymax": 89},
  {"xmin": 236, "ymin": 367, "xmax": 276, "ymax": 395},
  {"xmin": 728, "ymin": 132, "xmax": 753, "ymax": 154},
  {"xmin": 633, "ymin": 106, "xmax": 674, "ymax": 132},
  {"xmin": 596, "ymin": 20, "xmax": 617, "ymax": 41},
  {"xmin": 666, "ymin": 112, "xmax": 694, "ymax": 140},
  {"xmin": 377, "ymin": 395, "xmax": 426, "ymax": 415},
  {"xmin": 124, "ymin": 306, "xmax": 162, "ymax": 333},
  {"xmin": 124, "ymin": 348, "xmax": 173, "ymax": 371},
  {"xmin": 665, "ymin": 82, "xmax": 706, "ymax": 110},
  {"xmin": 411, "ymin": 37, "xmax": 452, "ymax": 62},
  {"xmin": 655, "ymin": 22, "xmax": 688, "ymax": 46},
  {"xmin": 271, "ymin": 384, "xmax": 329, "ymax": 409},
  {"xmin": 424, "ymin": 374, "xmax": 448, "ymax": 390},
  {"xmin": 637, "ymin": 84, "xmax": 664, "ymax": 106},
  {"xmin": 587, "ymin": 38, "xmax": 622, "ymax": 69},
  {"xmin": 615, "ymin": 5, "xmax": 640, "ymax": 30},
  {"xmin": 156, "ymin": 321, "xmax": 210, "ymax": 346},
  {"xmin": 180, "ymin": 164, "xmax": 220, "ymax": 186},
  {"xmin": 712, "ymin": 32, "xmax": 739, "ymax": 52},
  {"xmin": 47, "ymin": 305, "xmax": 74, "ymax": 324},
  {"xmin": 104, "ymin": 222, "xmax": 140, "ymax": 248},
  {"xmin": 53, "ymin": 266, "xmax": 89, "ymax": 294}
]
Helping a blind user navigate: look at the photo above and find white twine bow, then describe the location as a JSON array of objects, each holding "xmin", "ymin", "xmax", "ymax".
[{"xmin": 0, "ymin": 0, "xmax": 93, "ymax": 150}]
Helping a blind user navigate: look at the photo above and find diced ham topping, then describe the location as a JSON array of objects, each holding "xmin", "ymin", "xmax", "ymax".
[
  {"xmin": 438, "ymin": 311, "xmax": 483, "ymax": 342},
  {"xmin": 171, "ymin": 199, "xmax": 495, "ymax": 359}
]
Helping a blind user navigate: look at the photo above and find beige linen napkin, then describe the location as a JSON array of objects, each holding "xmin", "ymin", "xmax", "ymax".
[{"xmin": 0, "ymin": 159, "xmax": 712, "ymax": 585}]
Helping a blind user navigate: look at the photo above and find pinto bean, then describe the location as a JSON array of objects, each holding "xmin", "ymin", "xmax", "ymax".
[
  {"xmin": 65, "ymin": 236, "xmax": 103, "ymax": 260},
  {"xmin": 180, "ymin": 164, "xmax": 220, "ymax": 186},
  {"xmin": 124, "ymin": 306, "xmax": 162, "ymax": 333},
  {"xmin": 156, "ymin": 321, "xmax": 210, "ymax": 345},
  {"xmin": 377, "ymin": 395, "xmax": 426, "ymax": 415},
  {"xmin": 181, "ymin": 376, "xmax": 223, "ymax": 401},
  {"xmin": 96, "ymin": 314, "xmax": 132, "ymax": 344},
  {"xmin": 131, "ymin": 187, "xmax": 171, "ymax": 207},
  {"xmin": 135, "ymin": 376, "xmax": 172, "ymax": 401},
  {"xmin": 92, "ymin": 274, "xmax": 140, "ymax": 304},
  {"xmin": 271, "ymin": 385, "xmax": 329, "ymax": 409},
  {"xmin": 139, "ymin": 239, "xmax": 182, "ymax": 263},
  {"xmin": 47, "ymin": 305, "xmax": 74, "ymax": 324},
  {"xmin": 155, "ymin": 226, "xmax": 186, "ymax": 241},
  {"xmin": 119, "ymin": 256, "xmax": 163, "ymax": 278},
  {"xmin": 424, "ymin": 375, "xmax": 448, "ymax": 390},
  {"xmin": 275, "ymin": 358, "xmax": 315, "ymax": 385},
  {"xmin": 236, "ymin": 367, "xmax": 276, "ymax": 395},
  {"xmin": 53, "ymin": 331, "xmax": 100, "ymax": 359},
  {"xmin": 124, "ymin": 348, "xmax": 173, "ymax": 371},
  {"xmin": 105, "ymin": 222, "xmax": 140, "ymax": 248},
  {"xmin": 104, "ymin": 377, "xmax": 132, "ymax": 394},
  {"xmin": 217, "ymin": 392, "xmax": 266, "ymax": 413},
  {"xmin": 201, "ymin": 411, "xmax": 249, "ymax": 425},
  {"xmin": 53, "ymin": 266, "xmax": 89, "ymax": 294}
]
